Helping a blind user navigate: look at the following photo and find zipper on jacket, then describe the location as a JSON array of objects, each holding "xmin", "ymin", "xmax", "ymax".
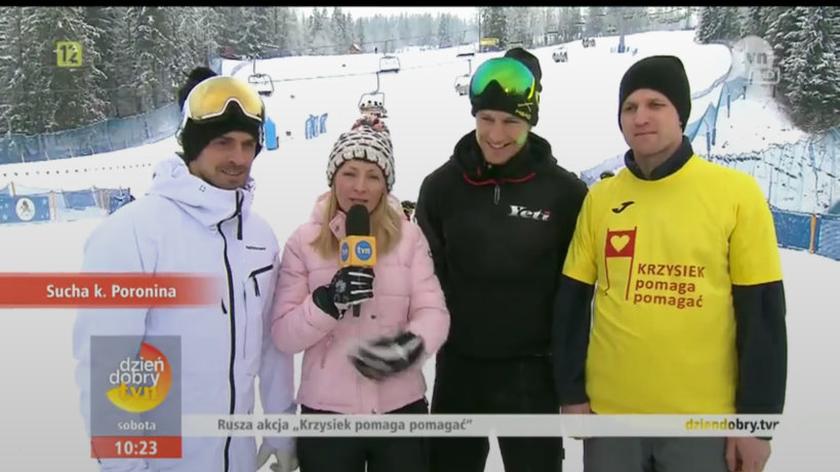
[
  {"xmin": 217, "ymin": 206, "xmax": 240, "ymax": 472},
  {"xmin": 236, "ymin": 190, "xmax": 243, "ymax": 241},
  {"xmin": 493, "ymin": 183, "xmax": 500, "ymax": 205}
]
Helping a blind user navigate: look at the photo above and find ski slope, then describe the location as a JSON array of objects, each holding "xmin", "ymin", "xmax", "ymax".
[{"xmin": 0, "ymin": 30, "xmax": 837, "ymax": 471}]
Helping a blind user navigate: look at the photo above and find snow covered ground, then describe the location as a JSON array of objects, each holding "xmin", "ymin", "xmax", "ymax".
[
  {"xmin": 1, "ymin": 29, "xmax": 837, "ymax": 471},
  {"xmin": 712, "ymin": 93, "xmax": 808, "ymax": 156}
]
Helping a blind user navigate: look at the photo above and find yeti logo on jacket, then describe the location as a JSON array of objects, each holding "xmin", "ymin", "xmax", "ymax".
[{"xmin": 508, "ymin": 205, "xmax": 551, "ymax": 221}]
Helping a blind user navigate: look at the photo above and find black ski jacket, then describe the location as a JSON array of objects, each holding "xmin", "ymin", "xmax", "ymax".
[{"xmin": 416, "ymin": 130, "xmax": 587, "ymax": 359}]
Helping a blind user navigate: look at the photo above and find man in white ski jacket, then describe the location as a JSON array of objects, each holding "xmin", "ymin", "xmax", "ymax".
[{"xmin": 72, "ymin": 68, "xmax": 296, "ymax": 472}]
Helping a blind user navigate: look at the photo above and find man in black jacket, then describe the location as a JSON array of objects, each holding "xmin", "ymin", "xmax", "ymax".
[
  {"xmin": 415, "ymin": 47, "xmax": 587, "ymax": 472},
  {"xmin": 553, "ymin": 55, "xmax": 787, "ymax": 472}
]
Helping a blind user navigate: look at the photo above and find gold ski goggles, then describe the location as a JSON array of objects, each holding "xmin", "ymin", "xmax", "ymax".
[{"xmin": 181, "ymin": 76, "xmax": 265, "ymax": 124}]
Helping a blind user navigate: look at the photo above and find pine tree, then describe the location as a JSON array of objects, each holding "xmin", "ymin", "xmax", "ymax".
[
  {"xmin": 478, "ymin": 7, "xmax": 505, "ymax": 45},
  {"xmin": 696, "ymin": 7, "xmax": 742, "ymax": 43},
  {"xmin": 0, "ymin": 7, "xmax": 26, "ymax": 134},
  {"xmin": 83, "ymin": 7, "xmax": 121, "ymax": 117},
  {"xmin": 151, "ymin": 8, "xmax": 188, "ymax": 108},
  {"xmin": 506, "ymin": 7, "xmax": 529, "ymax": 47},
  {"xmin": 126, "ymin": 7, "xmax": 173, "ymax": 113},
  {"xmin": 766, "ymin": 7, "xmax": 799, "ymax": 101},
  {"xmin": 175, "ymin": 7, "xmax": 222, "ymax": 70},
  {"xmin": 272, "ymin": 7, "xmax": 299, "ymax": 55},
  {"xmin": 330, "ymin": 8, "xmax": 352, "ymax": 54},
  {"xmin": 740, "ymin": 6, "xmax": 771, "ymax": 39},
  {"xmin": 437, "ymin": 13, "xmax": 453, "ymax": 48},
  {"xmin": 237, "ymin": 7, "xmax": 274, "ymax": 58},
  {"xmin": 826, "ymin": 6, "xmax": 840, "ymax": 54},
  {"xmin": 355, "ymin": 17, "xmax": 365, "ymax": 52},
  {"xmin": 558, "ymin": 7, "xmax": 583, "ymax": 42},
  {"xmin": 418, "ymin": 13, "xmax": 433, "ymax": 48},
  {"xmin": 16, "ymin": 7, "xmax": 108, "ymax": 133},
  {"xmin": 304, "ymin": 7, "xmax": 331, "ymax": 55},
  {"xmin": 696, "ymin": 7, "xmax": 718, "ymax": 43},
  {"xmin": 586, "ymin": 7, "xmax": 605, "ymax": 37},
  {"xmin": 781, "ymin": 7, "xmax": 840, "ymax": 132},
  {"xmin": 396, "ymin": 13, "xmax": 410, "ymax": 50},
  {"xmin": 718, "ymin": 7, "xmax": 742, "ymax": 42}
]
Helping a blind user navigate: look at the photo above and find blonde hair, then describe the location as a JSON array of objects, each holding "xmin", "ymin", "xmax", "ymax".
[{"xmin": 311, "ymin": 189, "xmax": 404, "ymax": 260}]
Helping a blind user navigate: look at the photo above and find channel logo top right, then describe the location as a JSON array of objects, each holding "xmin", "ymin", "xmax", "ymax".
[{"xmin": 729, "ymin": 35, "xmax": 781, "ymax": 85}]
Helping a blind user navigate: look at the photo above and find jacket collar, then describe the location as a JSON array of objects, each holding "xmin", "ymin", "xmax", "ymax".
[
  {"xmin": 309, "ymin": 191, "xmax": 403, "ymax": 240},
  {"xmin": 623, "ymin": 136, "xmax": 694, "ymax": 181},
  {"xmin": 148, "ymin": 155, "xmax": 254, "ymax": 235},
  {"xmin": 452, "ymin": 130, "xmax": 556, "ymax": 183}
]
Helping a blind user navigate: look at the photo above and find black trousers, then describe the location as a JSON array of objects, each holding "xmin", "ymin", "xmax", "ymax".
[
  {"xmin": 297, "ymin": 398, "xmax": 429, "ymax": 472},
  {"xmin": 430, "ymin": 348, "xmax": 564, "ymax": 472}
]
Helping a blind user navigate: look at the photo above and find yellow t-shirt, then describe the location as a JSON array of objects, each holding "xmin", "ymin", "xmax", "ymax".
[{"xmin": 562, "ymin": 155, "xmax": 783, "ymax": 414}]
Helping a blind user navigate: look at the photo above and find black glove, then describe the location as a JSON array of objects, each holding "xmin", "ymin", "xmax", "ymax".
[
  {"xmin": 312, "ymin": 266, "xmax": 374, "ymax": 319},
  {"xmin": 350, "ymin": 331, "xmax": 425, "ymax": 381}
]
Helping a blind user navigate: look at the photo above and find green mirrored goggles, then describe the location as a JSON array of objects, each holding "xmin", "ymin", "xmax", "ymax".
[{"xmin": 470, "ymin": 57, "xmax": 536, "ymax": 100}]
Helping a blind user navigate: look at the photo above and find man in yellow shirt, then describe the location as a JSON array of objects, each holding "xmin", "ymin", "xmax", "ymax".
[{"xmin": 552, "ymin": 56, "xmax": 787, "ymax": 472}]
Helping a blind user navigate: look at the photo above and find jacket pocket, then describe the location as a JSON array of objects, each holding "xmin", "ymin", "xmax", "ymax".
[
  {"xmin": 242, "ymin": 264, "xmax": 275, "ymax": 368},
  {"xmin": 248, "ymin": 264, "xmax": 274, "ymax": 297}
]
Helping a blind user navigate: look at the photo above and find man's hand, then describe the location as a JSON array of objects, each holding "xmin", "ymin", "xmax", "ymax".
[
  {"xmin": 560, "ymin": 402, "xmax": 592, "ymax": 415},
  {"xmin": 256, "ymin": 441, "xmax": 298, "ymax": 472},
  {"xmin": 726, "ymin": 437, "xmax": 770, "ymax": 472},
  {"xmin": 560, "ymin": 402, "xmax": 592, "ymax": 440}
]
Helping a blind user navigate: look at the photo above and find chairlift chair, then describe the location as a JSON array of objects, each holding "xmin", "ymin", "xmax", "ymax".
[
  {"xmin": 358, "ymin": 93, "xmax": 388, "ymax": 119},
  {"xmin": 379, "ymin": 55, "xmax": 401, "ymax": 74},
  {"xmin": 455, "ymin": 44, "xmax": 475, "ymax": 58},
  {"xmin": 454, "ymin": 75, "xmax": 470, "ymax": 96},
  {"xmin": 248, "ymin": 73, "xmax": 274, "ymax": 97}
]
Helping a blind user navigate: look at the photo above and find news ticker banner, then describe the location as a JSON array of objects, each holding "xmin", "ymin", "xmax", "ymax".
[
  {"xmin": 182, "ymin": 414, "xmax": 784, "ymax": 438},
  {"xmin": 0, "ymin": 273, "xmax": 220, "ymax": 308},
  {"xmin": 90, "ymin": 336, "xmax": 181, "ymax": 459}
]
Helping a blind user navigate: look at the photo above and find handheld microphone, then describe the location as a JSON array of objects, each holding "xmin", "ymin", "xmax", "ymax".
[{"xmin": 340, "ymin": 204, "xmax": 377, "ymax": 317}]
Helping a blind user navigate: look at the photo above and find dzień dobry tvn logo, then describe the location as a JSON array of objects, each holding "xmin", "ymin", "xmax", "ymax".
[
  {"xmin": 106, "ymin": 342, "xmax": 172, "ymax": 413},
  {"xmin": 91, "ymin": 336, "xmax": 181, "ymax": 459}
]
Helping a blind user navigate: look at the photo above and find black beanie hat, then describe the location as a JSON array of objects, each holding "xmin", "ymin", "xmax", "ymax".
[
  {"xmin": 177, "ymin": 66, "xmax": 217, "ymax": 110},
  {"xmin": 176, "ymin": 67, "xmax": 263, "ymax": 163},
  {"xmin": 618, "ymin": 55, "xmax": 691, "ymax": 131},
  {"xmin": 470, "ymin": 47, "xmax": 542, "ymax": 126}
]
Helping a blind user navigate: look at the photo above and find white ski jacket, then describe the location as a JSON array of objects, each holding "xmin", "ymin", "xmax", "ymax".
[{"xmin": 73, "ymin": 155, "xmax": 294, "ymax": 471}]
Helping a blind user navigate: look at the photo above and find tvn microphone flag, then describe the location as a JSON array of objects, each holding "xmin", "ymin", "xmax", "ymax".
[{"xmin": 341, "ymin": 205, "xmax": 377, "ymax": 317}]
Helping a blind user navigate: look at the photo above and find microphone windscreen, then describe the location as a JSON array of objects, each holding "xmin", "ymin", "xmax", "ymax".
[{"xmin": 346, "ymin": 204, "xmax": 370, "ymax": 236}]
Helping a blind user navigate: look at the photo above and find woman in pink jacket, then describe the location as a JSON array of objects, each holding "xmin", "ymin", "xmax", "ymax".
[{"xmin": 270, "ymin": 115, "xmax": 450, "ymax": 472}]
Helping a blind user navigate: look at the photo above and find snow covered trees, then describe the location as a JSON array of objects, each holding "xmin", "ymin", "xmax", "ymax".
[{"xmin": 699, "ymin": 6, "xmax": 840, "ymax": 133}]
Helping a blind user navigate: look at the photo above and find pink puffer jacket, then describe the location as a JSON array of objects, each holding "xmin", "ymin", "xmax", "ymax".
[{"xmin": 270, "ymin": 193, "xmax": 449, "ymax": 414}]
